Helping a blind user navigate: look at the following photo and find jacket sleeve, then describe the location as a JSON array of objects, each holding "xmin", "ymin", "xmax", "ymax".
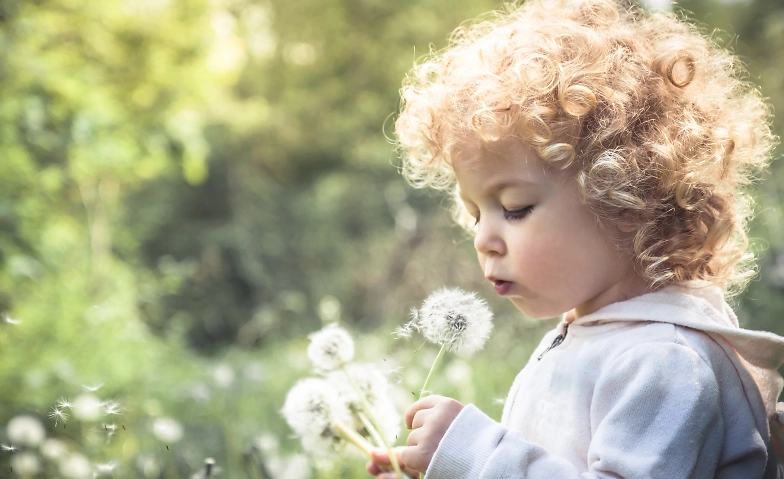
[{"xmin": 425, "ymin": 342, "xmax": 724, "ymax": 479}]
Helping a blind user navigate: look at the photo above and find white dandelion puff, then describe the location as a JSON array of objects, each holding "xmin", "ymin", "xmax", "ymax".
[
  {"xmin": 60, "ymin": 452, "xmax": 91, "ymax": 479},
  {"xmin": 81, "ymin": 383, "xmax": 104, "ymax": 392},
  {"xmin": 327, "ymin": 363, "xmax": 387, "ymax": 411},
  {"xmin": 41, "ymin": 438, "xmax": 67, "ymax": 459},
  {"xmin": 102, "ymin": 400, "xmax": 122, "ymax": 416},
  {"xmin": 399, "ymin": 287, "xmax": 493, "ymax": 398},
  {"xmin": 7, "ymin": 415, "xmax": 46, "ymax": 447},
  {"xmin": 281, "ymin": 377, "xmax": 371, "ymax": 457},
  {"xmin": 3, "ymin": 314, "xmax": 21, "ymax": 325},
  {"xmin": 48, "ymin": 406, "xmax": 69, "ymax": 426},
  {"xmin": 306, "ymin": 323, "xmax": 355, "ymax": 373},
  {"xmin": 152, "ymin": 418, "xmax": 183, "ymax": 444},
  {"xmin": 73, "ymin": 394, "xmax": 103, "ymax": 421},
  {"xmin": 402, "ymin": 287, "xmax": 493, "ymax": 355},
  {"xmin": 56, "ymin": 397, "xmax": 74, "ymax": 410},
  {"xmin": 1, "ymin": 443, "xmax": 18, "ymax": 452},
  {"xmin": 326, "ymin": 364, "xmax": 400, "ymax": 443},
  {"xmin": 10, "ymin": 452, "xmax": 40, "ymax": 475}
]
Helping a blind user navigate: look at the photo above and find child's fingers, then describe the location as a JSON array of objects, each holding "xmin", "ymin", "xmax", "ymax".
[
  {"xmin": 404, "ymin": 395, "xmax": 445, "ymax": 429},
  {"xmin": 410, "ymin": 407, "xmax": 432, "ymax": 430},
  {"xmin": 369, "ymin": 449, "xmax": 393, "ymax": 466},
  {"xmin": 366, "ymin": 460, "xmax": 382, "ymax": 475}
]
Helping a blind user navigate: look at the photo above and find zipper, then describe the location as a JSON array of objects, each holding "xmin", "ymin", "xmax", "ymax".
[{"xmin": 537, "ymin": 323, "xmax": 568, "ymax": 360}]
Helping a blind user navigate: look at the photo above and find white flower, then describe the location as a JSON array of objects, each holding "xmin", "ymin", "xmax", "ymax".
[
  {"xmin": 60, "ymin": 453, "xmax": 91, "ymax": 479},
  {"xmin": 399, "ymin": 287, "xmax": 493, "ymax": 355},
  {"xmin": 306, "ymin": 324, "xmax": 355, "ymax": 372},
  {"xmin": 281, "ymin": 377, "xmax": 352, "ymax": 456},
  {"xmin": 73, "ymin": 394, "xmax": 102, "ymax": 421},
  {"xmin": 7, "ymin": 415, "xmax": 46, "ymax": 447},
  {"xmin": 11, "ymin": 451, "xmax": 40, "ymax": 475},
  {"xmin": 152, "ymin": 418, "xmax": 183, "ymax": 443}
]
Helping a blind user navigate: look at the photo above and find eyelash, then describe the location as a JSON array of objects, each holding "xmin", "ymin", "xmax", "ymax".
[
  {"xmin": 473, "ymin": 205, "xmax": 534, "ymax": 225},
  {"xmin": 504, "ymin": 206, "xmax": 534, "ymax": 221}
]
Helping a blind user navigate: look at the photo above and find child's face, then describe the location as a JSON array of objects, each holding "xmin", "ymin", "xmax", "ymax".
[{"xmin": 454, "ymin": 138, "xmax": 649, "ymax": 320}]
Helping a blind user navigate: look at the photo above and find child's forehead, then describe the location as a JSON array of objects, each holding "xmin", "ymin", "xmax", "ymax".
[{"xmin": 451, "ymin": 137, "xmax": 552, "ymax": 177}]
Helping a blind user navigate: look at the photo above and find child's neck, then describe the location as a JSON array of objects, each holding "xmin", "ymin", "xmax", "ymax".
[{"xmin": 570, "ymin": 275, "xmax": 651, "ymax": 322}]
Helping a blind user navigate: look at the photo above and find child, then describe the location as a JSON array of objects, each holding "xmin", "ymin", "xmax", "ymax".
[{"xmin": 367, "ymin": 0, "xmax": 784, "ymax": 477}]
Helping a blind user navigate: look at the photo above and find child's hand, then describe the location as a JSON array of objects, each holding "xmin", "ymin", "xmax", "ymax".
[
  {"xmin": 365, "ymin": 395, "xmax": 464, "ymax": 477},
  {"xmin": 365, "ymin": 447, "xmax": 418, "ymax": 479},
  {"xmin": 403, "ymin": 395, "xmax": 464, "ymax": 474}
]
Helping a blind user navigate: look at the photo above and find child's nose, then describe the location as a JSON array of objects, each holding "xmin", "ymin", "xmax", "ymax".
[{"xmin": 474, "ymin": 220, "xmax": 506, "ymax": 256}]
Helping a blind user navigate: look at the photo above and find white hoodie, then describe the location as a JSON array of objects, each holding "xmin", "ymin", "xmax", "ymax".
[{"xmin": 425, "ymin": 282, "xmax": 784, "ymax": 478}]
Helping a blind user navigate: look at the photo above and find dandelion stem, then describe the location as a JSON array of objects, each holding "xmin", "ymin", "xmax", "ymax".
[
  {"xmin": 419, "ymin": 342, "xmax": 449, "ymax": 399},
  {"xmin": 342, "ymin": 366, "xmax": 404, "ymax": 479},
  {"xmin": 357, "ymin": 411, "xmax": 384, "ymax": 449},
  {"xmin": 333, "ymin": 419, "xmax": 374, "ymax": 458}
]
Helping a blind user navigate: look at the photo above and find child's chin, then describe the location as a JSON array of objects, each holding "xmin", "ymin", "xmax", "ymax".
[{"xmin": 510, "ymin": 300, "xmax": 562, "ymax": 321}]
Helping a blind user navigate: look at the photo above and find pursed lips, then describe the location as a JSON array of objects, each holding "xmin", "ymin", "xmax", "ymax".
[{"xmin": 486, "ymin": 275, "xmax": 514, "ymax": 295}]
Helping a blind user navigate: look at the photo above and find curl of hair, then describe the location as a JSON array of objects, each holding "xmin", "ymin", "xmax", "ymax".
[{"xmin": 395, "ymin": 0, "xmax": 776, "ymax": 295}]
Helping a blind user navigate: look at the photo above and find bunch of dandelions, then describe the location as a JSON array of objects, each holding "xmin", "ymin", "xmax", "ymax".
[
  {"xmin": 283, "ymin": 323, "xmax": 405, "ymax": 479},
  {"xmin": 397, "ymin": 287, "xmax": 493, "ymax": 398}
]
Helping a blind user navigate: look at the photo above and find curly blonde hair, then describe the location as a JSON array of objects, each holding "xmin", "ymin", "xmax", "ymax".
[{"xmin": 395, "ymin": 0, "xmax": 777, "ymax": 294}]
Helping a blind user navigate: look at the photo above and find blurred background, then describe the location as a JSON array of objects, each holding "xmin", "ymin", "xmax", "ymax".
[{"xmin": 0, "ymin": 0, "xmax": 783, "ymax": 477}]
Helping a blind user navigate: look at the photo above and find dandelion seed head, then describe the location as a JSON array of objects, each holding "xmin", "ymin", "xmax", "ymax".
[
  {"xmin": 81, "ymin": 383, "xmax": 103, "ymax": 392},
  {"xmin": 73, "ymin": 394, "xmax": 103, "ymax": 421},
  {"xmin": 1, "ymin": 443, "xmax": 18, "ymax": 452},
  {"xmin": 48, "ymin": 406, "xmax": 69, "ymax": 425},
  {"xmin": 405, "ymin": 287, "xmax": 493, "ymax": 355},
  {"xmin": 10, "ymin": 451, "xmax": 40, "ymax": 475},
  {"xmin": 152, "ymin": 418, "xmax": 183, "ymax": 443},
  {"xmin": 60, "ymin": 452, "xmax": 91, "ymax": 479},
  {"xmin": 41, "ymin": 438, "xmax": 67, "ymax": 459},
  {"xmin": 326, "ymin": 363, "xmax": 388, "ymax": 412},
  {"xmin": 102, "ymin": 400, "xmax": 122, "ymax": 416},
  {"xmin": 306, "ymin": 323, "xmax": 355, "ymax": 372},
  {"xmin": 281, "ymin": 378, "xmax": 351, "ymax": 456},
  {"xmin": 7, "ymin": 415, "xmax": 45, "ymax": 447},
  {"xmin": 56, "ymin": 397, "xmax": 74, "ymax": 410}
]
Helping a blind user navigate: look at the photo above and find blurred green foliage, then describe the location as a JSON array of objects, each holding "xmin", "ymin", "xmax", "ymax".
[{"xmin": 0, "ymin": 0, "xmax": 783, "ymax": 477}]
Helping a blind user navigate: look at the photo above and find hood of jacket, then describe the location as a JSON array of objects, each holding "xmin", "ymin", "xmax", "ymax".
[{"xmin": 571, "ymin": 280, "xmax": 784, "ymax": 419}]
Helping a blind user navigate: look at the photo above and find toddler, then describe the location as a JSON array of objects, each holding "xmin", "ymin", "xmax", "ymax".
[{"xmin": 368, "ymin": 0, "xmax": 784, "ymax": 477}]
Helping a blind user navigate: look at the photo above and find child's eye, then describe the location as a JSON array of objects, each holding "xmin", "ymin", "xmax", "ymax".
[{"xmin": 503, "ymin": 206, "xmax": 533, "ymax": 221}]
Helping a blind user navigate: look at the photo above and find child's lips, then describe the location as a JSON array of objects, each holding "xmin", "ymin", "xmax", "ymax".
[{"xmin": 492, "ymin": 279, "xmax": 513, "ymax": 296}]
